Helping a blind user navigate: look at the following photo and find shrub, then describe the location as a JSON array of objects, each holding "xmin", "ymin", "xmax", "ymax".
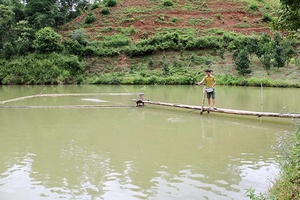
[
  {"xmin": 63, "ymin": 40, "xmax": 84, "ymax": 55},
  {"xmin": 106, "ymin": 0, "xmax": 117, "ymax": 7},
  {"xmin": 91, "ymin": 3, "xmax": 100, "ymax": 10},
  {"xmin": 163, "ymin": 0, "xmax": 173, "ymax": 7},
  {"xmin": 85, "ymin": 13, "xmax": 96, "ymax": 24},
  {"xmin": 249, "ymin": 4, "xmax": 258, "ymax": 11},
  {"xmin": 262, "ymin": 13, "xmax": 272, "ymax": 22},
  {"xmin": 101, "ymin": 8, "xmax": 110, "ymax": 15},
  {"xmin": 148, "ymin": 59, "xmax": 155, "ymax": 70},
  {"xmin": 0, "ymin": 53, "xmax": 84, "ymax": 84},
  {"xmin": 2, "ymin": 42, "xmax": 15, "ymax": 59},
  {"xmin": 33, "ymin": 27, "xmax": 62, "ymax": 53},
  {"xmin": 234, "ymin": 50, "xmax": 251, "ymax": 75},
  {"xmin": 70, "ymin": 29, "xmax": 88, "ymax": 45}
]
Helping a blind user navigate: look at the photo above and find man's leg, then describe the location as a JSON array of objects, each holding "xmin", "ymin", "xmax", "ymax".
[
  {"xmin": 207, "ymin": 98, "xmax": 211, "ymax": 108},
  {"xmin": 212, "ymin": 98, "xmax": 216, "ymax": 109}
]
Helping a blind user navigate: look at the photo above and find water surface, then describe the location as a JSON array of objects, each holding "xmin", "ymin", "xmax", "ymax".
[{"xmin": 0, "ymin": 85, "xmax": 298, "ymax": 200}]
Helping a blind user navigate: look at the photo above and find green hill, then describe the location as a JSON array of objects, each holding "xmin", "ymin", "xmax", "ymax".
[
  {"xmin": 0, "ymin": 0, "xmax": 299, "ymax": 86},
  {"xmin": 57, "ymin": 0, "xmax": 299, "ymax": 86}
]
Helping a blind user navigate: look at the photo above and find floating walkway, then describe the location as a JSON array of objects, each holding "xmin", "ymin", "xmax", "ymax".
[{"xmin": 135, "ymin": 94, "xmax": 300, "ymax": 119}]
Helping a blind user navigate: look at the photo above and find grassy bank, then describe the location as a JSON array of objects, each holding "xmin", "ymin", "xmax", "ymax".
[
  {"xmin": 84, "ymin": 73, "xmax": 300, "ymax": 88},
  {"xmin": 247, "ymin": 127, "xmax": 300, "ymax": 199},
  {"xmin": 269, "ymin": 127, "xmax": 300, "ymax": 199}
]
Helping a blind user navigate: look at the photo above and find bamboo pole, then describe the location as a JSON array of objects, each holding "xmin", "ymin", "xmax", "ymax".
[
  {"xmin": 141, "ymin": 100, "xmax": 300, "ymax": 119},
  {"xmin": 201, "ymin": 86, "xmax": 206, "ymax": 115}
]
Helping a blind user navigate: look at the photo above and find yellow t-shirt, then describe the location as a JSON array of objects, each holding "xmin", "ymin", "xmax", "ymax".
[{"xmin": 203, "ymin": 75, "xmax": 215, "ymax": 88}]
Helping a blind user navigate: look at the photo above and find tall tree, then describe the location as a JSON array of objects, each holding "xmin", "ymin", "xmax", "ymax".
[
  {"xmin": 234, "ymin": 50, "xmax": 251, "ymax": 75},
  {"xmin": 13, "ymin": 20, "xmax": 34, "ymax": 55},
  {"xmin": 277, "ymin": 0, "xmax": 300, "ymax": 31},
  {"xmin": 57, "ymin": 0, "xmax": 90, "ymax": 24},
  {"xmin": 0, "ymin": 5, "xmax": 15, "ymax": 46},
  {"xmin": 25, "ymin": 0, "xmax": 59, "ymax": 29},
  {"xmin": 33, "ymin": 27, "xmax": 62, "ymax": 53}
]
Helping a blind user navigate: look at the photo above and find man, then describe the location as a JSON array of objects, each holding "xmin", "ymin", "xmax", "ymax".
[{"xmin": 197, "ymin": 69, "xmax": 217, "ymax": 110}]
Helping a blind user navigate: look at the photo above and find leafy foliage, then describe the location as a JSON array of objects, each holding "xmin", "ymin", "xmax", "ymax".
[
  {"xmin": 277, "ymin": 0, "xmax": 300, "ymax": 31},
  {"xmin": 33, "ymin": 27, "xmax": 62, "ymax": 53},
  {"xmin": 106, "ymin": 0, "xmax": 117, "ymax": 7},
  {"xmin": 0, "ymin": 53, "xmax": 84, "ymax": 84},
  {"xmin": 101, "ymin": 7, "xmax": 110, "ymax": 15},
  {"xmin": 70, "ymin": 29, "xmax": 88, "ymax": 45},
  {"xmin": 234, "ymin": 50, "xmax": 251, "ymax": 75},
  {"xmin": 163, "ymin": 0, "xmax": 174, "ymax": 7},
  {"xmin": 84, "ymin": 13, "xmax": 96, "ymax": 24}
]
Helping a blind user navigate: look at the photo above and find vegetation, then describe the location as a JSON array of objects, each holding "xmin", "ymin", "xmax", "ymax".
[
  {"xmin": 270, "ymin": 127, "xmax": 300, "ymax": 199},
  {"xmin": 246, "ymin": 127, "xmax": 300, "ymax": 200},
  {"xmin": 276, "ymin": 0, "xmax": 300, "ymax": 31},
  {"xmin": 0, "ymin": 0, "xmax": 299, "ymax": 86}
]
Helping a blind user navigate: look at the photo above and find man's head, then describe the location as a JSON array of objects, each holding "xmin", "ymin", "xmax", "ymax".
[{"xmin": 205, "ymin": 69, "xmax": 213, "ymax": 75}]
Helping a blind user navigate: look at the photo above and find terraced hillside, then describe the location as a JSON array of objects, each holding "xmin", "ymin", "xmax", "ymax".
[{"xmin": 61, "ymin": 0, "xmax": 278, "ymax": 40}]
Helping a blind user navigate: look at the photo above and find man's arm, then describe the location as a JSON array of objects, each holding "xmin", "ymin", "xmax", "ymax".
[
  {"xmin": 212, "ymin": 79, "xmax": 216, "ymax": 88},
  {"xmin": 197, "ymin": 78, "xmax": 205, "ymax": 85}
]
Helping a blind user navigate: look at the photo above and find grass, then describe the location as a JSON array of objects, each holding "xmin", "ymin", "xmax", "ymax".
[
  {"xmin": 187, "ymin": 17, "xmax": 214, "ymax": 26},
  {"xmin": 247, "ymin": 127, "xmax": 300, "ymax": 199}
]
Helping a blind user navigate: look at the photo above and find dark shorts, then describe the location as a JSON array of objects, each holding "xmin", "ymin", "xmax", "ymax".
[{"xmin": 206, "ymin": 89, "xmax": 215, "ymax": 99}]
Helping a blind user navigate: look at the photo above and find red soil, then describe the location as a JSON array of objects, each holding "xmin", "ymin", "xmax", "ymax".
[{"xmin": 61, "ymin": 0, "xmax": 272, "ymax": 40}]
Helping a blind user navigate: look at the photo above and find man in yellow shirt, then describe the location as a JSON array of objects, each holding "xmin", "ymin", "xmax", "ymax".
[{"xmin": 197, "ymin": 69, "xmax": 217, "ymax": 110}]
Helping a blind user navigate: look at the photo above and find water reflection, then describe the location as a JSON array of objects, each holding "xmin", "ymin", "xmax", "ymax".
[{"xmin": 0, "ymin": 85, "xmax": 296, "ymax": 200}]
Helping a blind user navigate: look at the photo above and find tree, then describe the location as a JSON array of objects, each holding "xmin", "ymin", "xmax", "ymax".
[
  {"xmin": 271, "ymin": 32, "xmax": 285, "ymax": 69},
  {"xmin": 245, "ymin": 37, "xmax": 259, "ymax": 61},
  {"xmin": 25, "ymin": 0, "xmax": 59, "ymax": 29},
  {"xmin": 277, "ymin": 0, "xmax": 300, "ymax": 31},
  {"xmin": 256, "ymin": 34, "xmax": 271, "ymax": 70},
  {"xmin": 234, "ymin": 50, "xmax": 251, "ymax": 75},
  {"xmin": 13, "ymin": 20, "xmax": 34, "ymax": 55},
  {"xmin": 281, "ymin": 39, "xmax": 296, "ymax": 67},
  {"xmin": 0, "ymin": 5, "xmax": 15, "ymax": 45},
  {"xmin": 2, "ymin": 42, "xmax": 15, "ymax": 59},
  {"xmin": 273, "ymin": 46, "xmax": 285, "ymax": 69},
  {"xmin": 57, "ymin": 0, "xmax": 90, "ymax": 24},
  {"xmin": 33, "ymin": 27, "xmax": 62, "ymax": 53}
]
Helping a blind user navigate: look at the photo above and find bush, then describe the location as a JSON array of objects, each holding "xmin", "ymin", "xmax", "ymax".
[
  {"xmin": 249, "ymin": 4, "xmax": 258, "ymax": 11},
  {"xmin": 0, "ymin": 53, "xmax": 84, "ymax": 84},
  {"xmin": 234, "ymin": 50, "xmax": 251, "ymax": 75},
  {"xmin": 163, "ymin": 0, "xmax": 173, "ymax": 7},
  {"xmin": 262, "ymin": 13, "xmax": 272, "ymax": 22},
  {"xmin": 85, "ymin": 13, "xmax": 96, "ymax": 24},
  {"xmin": 70, "ymin": 29, "xmax": 88, "ymax": 45},
  {"xmin": 2, "ymin": 42, "xmax": 15, "ymax": 59},
  {"xmin": 101, "ymin": 8, "xmax": 110, "ymax": 15},
  {"xmin": 64, "ymin": 39, "xmax": 84, "ymax": 55},
  {"xmin": 91, "ymin": 3, "xmax": 100, "ymax": 10},
  {"xmin": 106, "ymin": 0, "xmax": 117, "ymax": 7},
  {"xmin": 33, "ymin": 27, "xmax": 62, "ymax": 53}
]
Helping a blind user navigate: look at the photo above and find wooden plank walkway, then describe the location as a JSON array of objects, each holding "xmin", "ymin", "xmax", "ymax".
[{"xmin": 141, "ymin": 100, "xmax": 300, "ymax": 119}]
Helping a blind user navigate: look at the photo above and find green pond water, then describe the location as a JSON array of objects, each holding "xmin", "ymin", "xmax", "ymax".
[{"xmin": 0, "ymin": 85, "xmax": 299, "ymax": 200}]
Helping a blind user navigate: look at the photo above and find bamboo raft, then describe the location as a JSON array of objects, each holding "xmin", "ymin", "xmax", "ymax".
[{"xmin": 135, "ymin": 94, "xmax": 300, "ymax": 119}]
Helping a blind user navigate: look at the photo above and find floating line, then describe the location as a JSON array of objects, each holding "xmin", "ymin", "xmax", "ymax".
[
  {"xmin": 0, "ymin": 105, "xmax": 135, "ymax": 109},
  {"xmin": 0, "ymin": 93, "xmax": 139, "ymax": 105}
]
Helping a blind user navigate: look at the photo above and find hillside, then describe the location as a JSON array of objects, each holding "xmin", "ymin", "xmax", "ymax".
[
  {"xmin": 61, "ymin": 0, "xmax": 278, "ymax": 40},
  {"xmin": 57, "ymin": 0, "xmax": 299, "ymax": 87}
]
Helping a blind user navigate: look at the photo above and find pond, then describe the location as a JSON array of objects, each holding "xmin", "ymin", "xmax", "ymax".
[{"xmin": 0, "ymin": 85, "xmax": 299, "ymax": 200}]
